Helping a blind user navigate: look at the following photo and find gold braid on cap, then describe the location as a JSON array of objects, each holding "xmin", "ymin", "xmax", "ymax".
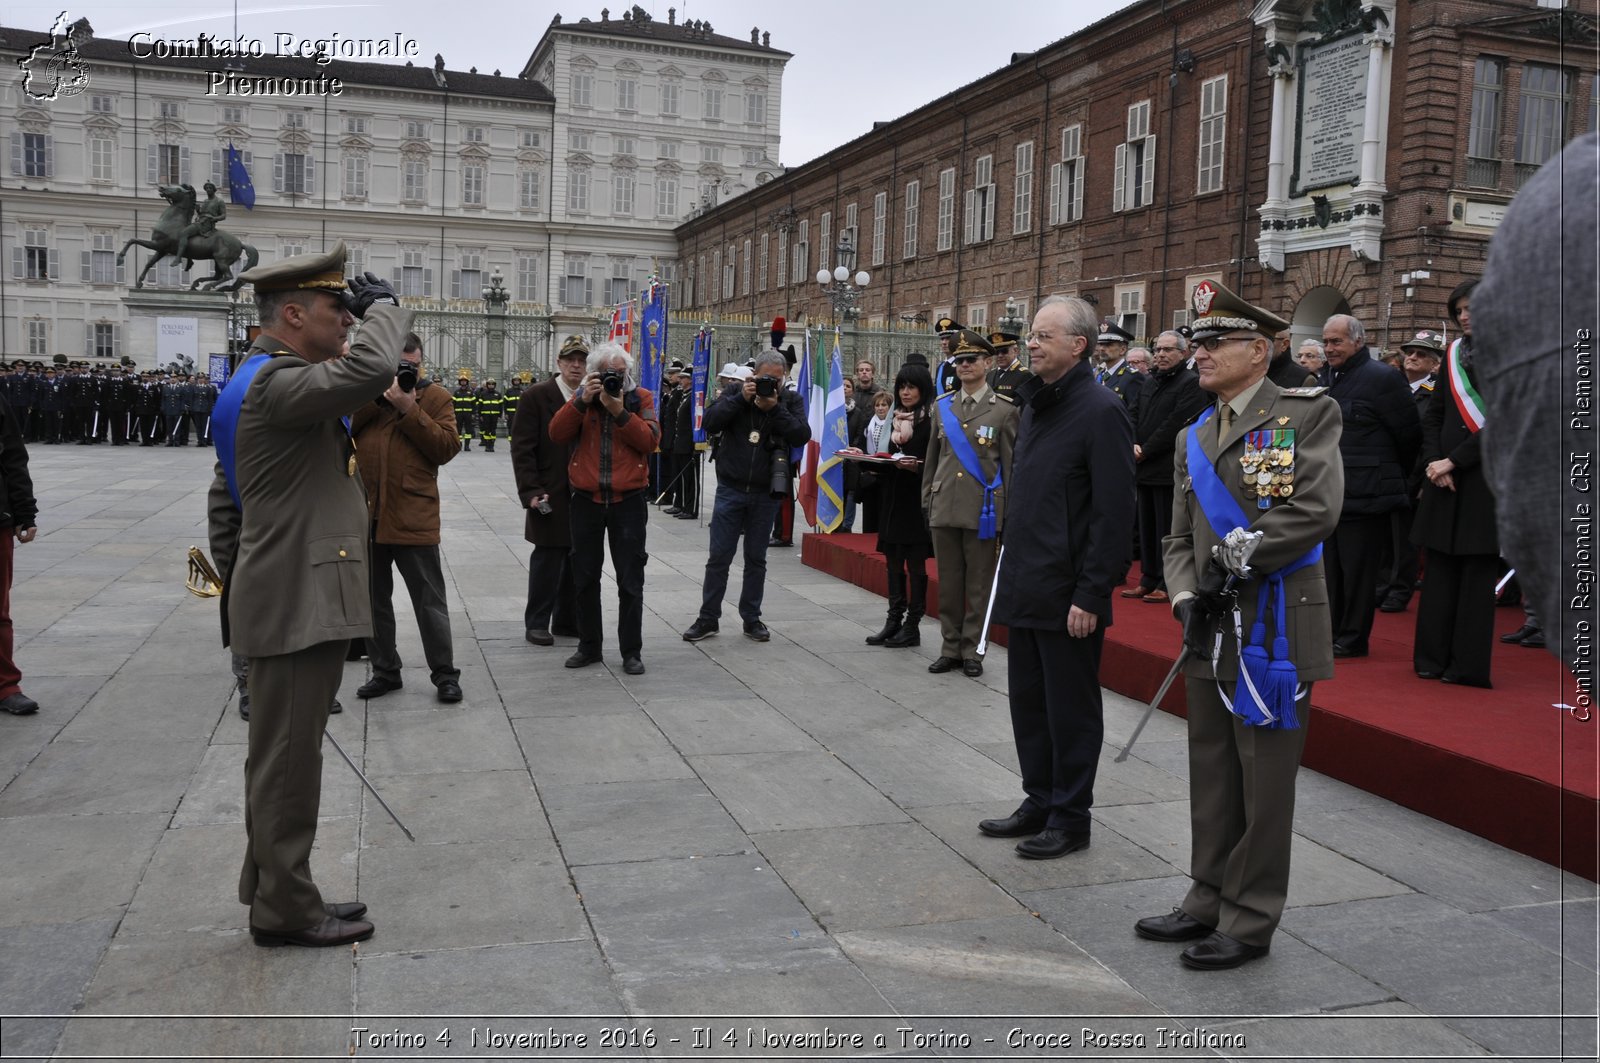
[{"xmin": 1193, "ymin": 316, "xmax": 1263, "ymax": 332}]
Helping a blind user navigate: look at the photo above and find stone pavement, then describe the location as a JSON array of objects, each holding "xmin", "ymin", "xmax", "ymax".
[{"xmin": 0, "ymin": 444, "xmax": 1594, "ymax": 1062}]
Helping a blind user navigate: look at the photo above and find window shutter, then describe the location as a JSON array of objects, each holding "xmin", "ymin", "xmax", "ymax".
[
  {"xmin": 1142, "ymin": 135, "xmax": 1156, "ymax": 207},
  {"xmin": 44, "ymin": 136, "xmax": 53, "ymax": 178},
  {"xmin": 112, "ymin": 324, "xmax": 122, "ymax": 355},
  {"xmin": 81, "ymin": 250, "xmax": 92, "ymax": 282},
  {"xmin": 147, "ymin": 144, "xmax": 158, "ymax": 185},
  {"xmin": 179, "ymin": 145, "xmax": 191, "ymax": 184},
  {"xmin": 983, "ymin": 184, "xmax": 995, "ymax": 239},
  {"xmin": 47, "ymin": 249, "xmax": 58, "ymax": 280},
  {"xmin": 1047, "ymin": 162, "xmax": 1062, "ymax": 226},
  {"xmin": 391, "ymin": 267, "xmax": 404, "ymax": 290},
  {"xmin": 305, "ymin": 153, "xmax": 315, "ymax": 196},
  {"xmin": 117, "ymin": 255, "xmax": 126, "ymax": 284},
  {"xmin": 9, "ymin": 133, "xmax": 20, "ymax": 175},
  {"xmin": 451, "ymin": 270, "xmax": 461, "ymax": 298},
  {"xmin": 423, "ymin": 268, "xmax": 433, "ymax": 297},
  {"xmin": 963, "ymin": 188, "xmax": 976, "ymax": 245},
  {"xmin": 273, "ymin": 153, "xmax": 285, "ymax": 193},
  {"xmin": 86, "ymin": 325, "xmax": 95, "ymax": 360},
  {"xmin": 10, "ymin": 247, "xmax": 21, "ymax": 279},
  {"xmin": 212, "ymin": 148, "xmax": 223, "ymax": 185},
  {"xmin": 1113, "ymin": 143, "xmax": 1126, "ymax": 212}
]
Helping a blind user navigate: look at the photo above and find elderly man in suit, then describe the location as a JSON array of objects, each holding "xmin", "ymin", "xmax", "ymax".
[
  {"xmin": 1134, "ymin": 280, "xmax": 1343, "ymax": 970},
  {"xmin": 208, "ymin": 245, "xmax": 409, "ymax": 948},
  {"xmin": 921, "ymin": 329, "xmax": 1017, "ymax": 678},
  {"xmin": 512, "ymin": 334, "xmax": 587, "ymax": 646}
]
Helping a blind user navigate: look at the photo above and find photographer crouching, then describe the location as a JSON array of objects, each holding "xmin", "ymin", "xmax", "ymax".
[
  {"xmin": 681, "ymin": 351, "xmax": 810, "ymax": 644},
  {"xmin": 548, "ymin": 342, "xmax": 659, "ymax": 675},
  {"xmin": 349, "ymin": 333, "xmax": 463, "ymax": 704}
]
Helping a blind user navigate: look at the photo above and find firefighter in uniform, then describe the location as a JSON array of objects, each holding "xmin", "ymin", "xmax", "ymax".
[
  {"xmin": 476, "ymin": 379, "xmax": 505, "ymax": 451},
  {"xmin": 453, "ymin": 373, "xmax": 478, "ymax": 451}
]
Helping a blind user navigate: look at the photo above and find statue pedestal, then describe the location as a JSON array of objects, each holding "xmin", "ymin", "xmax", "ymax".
[{"xmin": 122, "ymin": 289, "xmax": 234, "ymax": 372}]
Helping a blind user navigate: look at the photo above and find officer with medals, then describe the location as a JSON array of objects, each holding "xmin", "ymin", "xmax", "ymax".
[
  {"xmin": 207, "ymin": 244, "xmax": 410, "ymax": 948},
  {"xmin": 453, "ymin": 373, "xmax": 478, "ymax": 451},
  {"xmin": 921, "ymin": 329, "xmax": 1018, "ymax": 677},
  {"xmin": 1094, "ymin": 320, "xmax": 1143, "ymax": 408},
  {"xmin": 933, "ymin": 315, "xmax": 962, "ymax": 396},
  {"xmin": 985, "ymin": 330, "xmax": 1031, "ymax": 407},
  {"xmin": 1134, "ymin": 280, "xmax": 1343, "ymax": 970}
]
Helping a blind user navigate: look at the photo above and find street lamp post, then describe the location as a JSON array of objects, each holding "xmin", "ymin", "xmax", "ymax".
[
  {"xmin": 998, "ymin": 297, "xmax": 1026, "ymax": 338},
  {"xmin": 816, "ymin": 233, "xmax": 871, "ymax": 327},
  {"xmin": 482, "ymin": 267, "xmax": 509, "ymax": 382}
]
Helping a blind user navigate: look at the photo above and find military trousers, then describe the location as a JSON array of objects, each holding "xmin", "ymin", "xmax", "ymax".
[{"xmin": 929, "ymin": 524, "xmax": 999, "ymax": 660}]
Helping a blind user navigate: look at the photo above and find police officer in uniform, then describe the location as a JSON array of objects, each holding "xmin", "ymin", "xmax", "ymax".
[
  {"xmin": 1134, "ymin": 280, "xmax": 1343, "ymax": 970},
  {"xmin": 190, "ymin": 373, "xmax": 218, "ymax": 446},
  {"xmin": 476, "ymin": 379, "xmax": 505, "ymax": 451},
  {"xmin": 453, "ymin": 373, "xmax": 478, "ymax": 451},
  {"xmin": 933, "ymin": 316, "xmax": 962, "ymax": 396},
  {"xmin": 922, "ymin": 330, "xmax": 1018, "ymax": 677},
  {"xmin": 1094, "ymin": 321, "xmax": 1143, "ymax": 408},
  {"xmin": 985, "ymin": 331, "xmax": 1031, "ymax": 407}
]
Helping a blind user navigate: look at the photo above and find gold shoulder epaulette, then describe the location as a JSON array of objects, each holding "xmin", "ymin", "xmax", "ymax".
[{"xmin": 1279, "ymin": 386, "xmax": 1330, "ymax": 398}]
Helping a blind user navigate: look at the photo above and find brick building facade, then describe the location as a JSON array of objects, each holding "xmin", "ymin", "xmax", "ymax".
[{"xmin": 676, "ymin": 0, "xmax": 1596, "ymax": 355}]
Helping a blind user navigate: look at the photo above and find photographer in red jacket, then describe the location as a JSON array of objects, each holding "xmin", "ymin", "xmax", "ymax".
[{"xmin": 548, "ymin": 342, "xmax": 660, "ymax": 675}]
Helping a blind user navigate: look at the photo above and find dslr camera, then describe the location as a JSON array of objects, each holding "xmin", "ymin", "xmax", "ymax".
[
  {"xmin": 395, "ymin": 360, "xmax": 418, "ymax": 393},
  {"xmin": 601, "ymin": 369, "xmax": 625, "ymax": 396},
  {"xmin": 754, "ymin": 376, "xmax": 779, "ymax": 399}
]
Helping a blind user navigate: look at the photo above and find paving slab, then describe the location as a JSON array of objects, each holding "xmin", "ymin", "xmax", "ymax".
[
  {"xmin": 821, "ymin": 716, "xmax": 1025, "ymax": 808},
  {"xmin": 0, "ymin": 812, "xmax": 167, "ymax": 928},
  {"xmin": 356, "ymin": 939, "xmax": 626, "ymax": 1017},
  {"xmin": 542, "ymin": 777, "xmax": 753, "ymax": 865},
  {"xmin": 513, "ymin": 712, "xmax": 698, "ymax": 787},
  {"xmin": 0, "ymin": 916, "xmax": 119, "ymax": 1057},
  {"xmin": 360, "ymin": 768, "xmax": 555, "ymax": 849},
  {"xmin": 688, "ymin": 750, "xmax": 910, "ymax": 833},
  {"xmin": 641, "ymin": 693, "xmax": 820, "ymax": 755},
  {"xmin": 363, "ymin": 706, "xmax": 528, "ymax": 776}
]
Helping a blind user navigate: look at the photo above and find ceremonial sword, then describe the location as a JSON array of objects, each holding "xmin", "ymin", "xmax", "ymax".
[{"xmin": 323, "ymin": 728, "xmax": 415, "ymax": 842}]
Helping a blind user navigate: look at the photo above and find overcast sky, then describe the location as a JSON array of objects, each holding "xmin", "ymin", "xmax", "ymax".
[{"xmin": 11, "ymin": 0, "xmax": 1130, "ymax": 166}]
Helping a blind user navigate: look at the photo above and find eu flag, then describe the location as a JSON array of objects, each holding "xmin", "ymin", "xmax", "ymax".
[{"xmin": 227, "ymin": 142, "xmax": 255, "ymax": 209}]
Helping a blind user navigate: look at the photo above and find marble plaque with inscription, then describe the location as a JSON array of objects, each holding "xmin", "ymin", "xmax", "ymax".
[{"xmin": 1294, "ymin": 33, "xmax": 1369, "ymax": 194}]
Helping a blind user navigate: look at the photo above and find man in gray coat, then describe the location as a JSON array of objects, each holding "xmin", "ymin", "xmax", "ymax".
[{"xmin": 207, "ymin": 244, "xmax": 409, "ymax": 948}]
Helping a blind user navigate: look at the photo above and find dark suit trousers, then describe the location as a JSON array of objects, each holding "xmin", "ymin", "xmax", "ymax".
[
  {"xmin": 240, "ymin": 639, "xmax": 344, "ymax": 933},
  {"xmin": 1325, "ymin": 514, "xmax": 1390, "ymax": 651},
  {"xmin": 1182, "ymin": 679, "xmax": 1312, "ymax": 947},
  {"xmin": 525, "ymin": 544, "xmax": 576, "ymax": 633},
  {"xmin": 570, "ymin": 491, "xmax": 648, "ymax": 658},
  {"xmin": 1007, "ymin": 626, "xmax": 1105, "ymax": 833},
  {"xmin": 1413, "ymin": 551, "xmax": 1498, "ymax": 684},
  {"xmin": 674, "ymin": 453, "xmax": 699, "ymax": 513},
  {"xmin": 367, "ymin": 540, "xmax": 458, "ymax": 686},
  {"xmin": 699, "ymin": 485, "xmax": 779, "ymax": 624},
  {"xmin": 1135, "ymin": 484, "xmax": 1174, "ymax": 590}
]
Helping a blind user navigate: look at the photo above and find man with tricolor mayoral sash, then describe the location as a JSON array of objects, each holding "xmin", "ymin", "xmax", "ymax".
[
  {"xmin": 1133, "ymin": 279, "xmax": 1344, "ymax": 971},
  {"xmin": 207, "ymin": 243, "xmax": 411, "ymax": 948},
  {"xmin": 921, "ymin": 329, "xmax": 1018, "ymax": 678}
]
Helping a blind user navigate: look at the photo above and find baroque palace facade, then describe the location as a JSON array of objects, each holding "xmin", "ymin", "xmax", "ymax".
[
  {"xmin": 0, "ymin": 6, "xmax": 789, "ymax": 366},
  {"xmin": 675, "ymin": 0, "xmax": 1595, "ymax": 354}
]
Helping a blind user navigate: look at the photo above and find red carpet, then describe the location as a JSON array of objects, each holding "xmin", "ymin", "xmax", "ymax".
[{"xmin": 804, "ymin": 533, "xmax": 1598, "ymax": 880}]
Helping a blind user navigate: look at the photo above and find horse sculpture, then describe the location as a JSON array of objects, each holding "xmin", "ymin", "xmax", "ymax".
[{"xmin": 117, "ymin": 183, "xmax": 259, "ymax": 292}]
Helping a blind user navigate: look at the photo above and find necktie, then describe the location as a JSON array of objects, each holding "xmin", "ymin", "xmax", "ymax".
[{"xmin": 1217, "ymin": 403, "xmax": 1233, "ymax": 445}]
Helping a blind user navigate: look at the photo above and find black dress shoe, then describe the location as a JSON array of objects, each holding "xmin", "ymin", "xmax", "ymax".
[
  {"xmin": 663, "ymin": 506, "xmax": 683, "ymax": 516},
  {"xmin": 962, "ymin": 658, "xmax": 983, "ymax": 677},
  {"xmin": 251, "ymin": 914, "xmax": 374, "ymax": 948},
  {"xmin": 1520, "ymin": 629, "xmax": 1547, "ymax": 649},
  {"xmin": 622, "ymin": 655, "xmax": 645, "ymax": 675},
  {"xmin": 674, "ymin": 510, "xmax": 697, "ymax": 519},
  {"xmin": 1500, "ymin": 623, "xmax": 1538, "ymax": 644},
  {"xmin": 357, "ymin": 676, "xmax": 402, "ymax": 699},
  {"xmin": 0, "ymin": 693, "xmax": 39, "ymax": 715},
  {"xmin": 1379, "ymin": 596, "xmax": 1409, "ymax": 613},
  {"xmin": 436, "ymin": 679, "xmax": 463, "ymax": 703},
  {"xmin": 329, "ymin": 698, "xmax": 343, "ymax": 715},
  {"xmin": 1016, "ymin": 828, "xmax": 1091, "ymax": 860},
  {"xmin": 525, "ymin": 628, "xmax": 554, "ymax": 646},
  {"xmin": 1415, "ymin": 669, "xmax": 1443, "ymax": 680},
  {"xmin": 977, "ymin": 809, "xmax": 1048, "ymax": 838},
  {"xmin": 928, "ymin": 656, "xmax": 960, "ymax": 673},
  {"xmin": 1331, "ymin": 643, "xmax": 1367, "ymax": 659},
  {"xmin": 1441, "ymin": 673, "xmax": 1493, "ymax": 689},
  {"xmin": 1180, "ymin": 931, "xmax": 1270, "ymax": 970},
  {"xmin": 325, "ymin": 901, "xmax": 367, "ymax": 920},
  {"xmin": 682, "ymin": 618, "xmax": 719, "ymax": 642},
  {"xmin": 1134, "ymin": 908, "xmax": 1214, "ymax": 942},
  {"xmin": 237, "ymin": 691, "xmax": 250, "ymax": 720},
  {"xmin": 565, "ymin": 651, "xmax": 603, "ymax": 669}
]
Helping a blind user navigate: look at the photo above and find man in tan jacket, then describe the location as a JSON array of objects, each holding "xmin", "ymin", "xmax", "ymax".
[
  {"xmin": 207, "ymin": 247, "xmax": 410, "ymax": 947},
  {"xmin": 349, "ymin": 333, "xmax": 462, "ymax": 703}
]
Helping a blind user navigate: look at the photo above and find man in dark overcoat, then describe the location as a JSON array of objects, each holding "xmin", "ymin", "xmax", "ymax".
[{"xmin": 511, "ymin": 335, "xmax": 586, "ymax": 645}]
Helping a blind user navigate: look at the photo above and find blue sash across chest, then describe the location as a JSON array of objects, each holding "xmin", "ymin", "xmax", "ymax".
[{"xmin": 937, "ymin": 393, "xmax": 1002, "ymax": 540}]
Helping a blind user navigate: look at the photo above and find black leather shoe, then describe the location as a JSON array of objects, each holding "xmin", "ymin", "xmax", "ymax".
[
  {"xmin": 0, "ymin": 693, "xmax": 39, "ymax": 715},
  {"xmin": 962, "ymin": 659, "xmax": 983, "ymax": 677},
  {"xmin": 978, "ymin": 809, "xmax": 1047, "ymax": 838},
  {"xmin": 743, "ymin": 620, "xmax": 770, "ymax": 642},
  {"xmin": 622, "ymin": 655, "xmax": 645, "ymax": 675},
  {"xmin": 357, "ymin": 676, "xmax": 402, "ymax": 699},
  {"xmin": 1520, "ymin": 629, "xmax": 1547, "ymax": 649},
  {"xmin": 1379, "ymin": 596, "xmax": 1410, "ymax": 613},
  {"xmin": 674, "ymin": 510, "xmax": 697, "ymax": 519},
  {"xmin": 663, "ymin": 506, "xmax": 683, "ymax": 516},
  {"xmin": 1016, "ymin": 828, "xmax": 1091, "ymax": 860},
  {"xmin": 1134, "ymin": 908, "xmax": 1214, "ymax": 942},
  {"xmin": 237, "ymin": 690, "xmax": 250, "ymax": 720},
  {"xmin": 928, "ymin": 656, "xmax": 960, "ymax": 673},
  {"xmin": 682, "ymin": 618, "xmax": 719, "ymax": 642},
  {"xmin": 565, "ymin": 651, "xmax": 603, "ymax": 669},
  {"xmin": 329, "ymin": 699, "xmax": 343, "ymax": 715},
  {"xmin": 436, "ymin": 680, "xmax": 463, "ymax": 703},
  {"xmin": 1415, "ymin": 669, "xmax": 1442, "ymax": 680},
  {"xmin": 525, "ymin": 629, "xmax": 554, "ymax": 646},
  {"xmin": 325, "ymin": 901, "xmax": 367, "ymax": 920},
  {"xmin": 251, "ymin": 915, "xmax": 374, "ymax": 948},
  {"xmin": 1441, "ymin": 674, "xmax": 1493, "ymax": 689},
  {"xmin": 1180, "ymin": 931, "xmax": 1270, "ymax": 970},
  {"xmin": 1331, "ymin": 643, "xmax": 1367, "ymax": 659},
  {"xmin": 1500, "ymin": 623, "xmax": 1538, "ymax": 644}
]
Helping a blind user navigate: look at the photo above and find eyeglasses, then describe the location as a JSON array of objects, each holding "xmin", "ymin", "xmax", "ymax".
[
  {"xmin": 1196, "ymin": 334, "xmax": 1259, "ymax": 352},
  {"xmin": 950, "ymin": 354, "xmax": 982, "ymax": 365},
  {"xmin": 1024, "ymin": 331, "xmax": 1056, "ymax": 344}
]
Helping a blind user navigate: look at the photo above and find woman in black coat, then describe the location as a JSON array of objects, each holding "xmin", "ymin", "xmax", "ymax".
[
  {"xmin": 1412, "ymin": 282, "xmax": 1498, "ymax": 688},
  {"xmin": 865, "ymin": 363, "xmax": 935, "ymax": 648}
]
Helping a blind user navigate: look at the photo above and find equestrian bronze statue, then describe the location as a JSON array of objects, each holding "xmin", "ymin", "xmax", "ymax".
[{"xmin": 118, "ymin": 183, "xmax": 259, "ymax": 292}]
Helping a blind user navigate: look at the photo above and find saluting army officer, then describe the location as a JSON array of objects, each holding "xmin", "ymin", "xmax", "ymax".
[
  {"xmin": 922, "ymin": 330, "xmax": 1018, "ymax": 677},
  {"xmin": 207, "ymin": 245, "xmax": 411, "ymax": 948},
  {"xmin": 1134, "ymin": 280, "xmax": 1343, "ymax": 970}
]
